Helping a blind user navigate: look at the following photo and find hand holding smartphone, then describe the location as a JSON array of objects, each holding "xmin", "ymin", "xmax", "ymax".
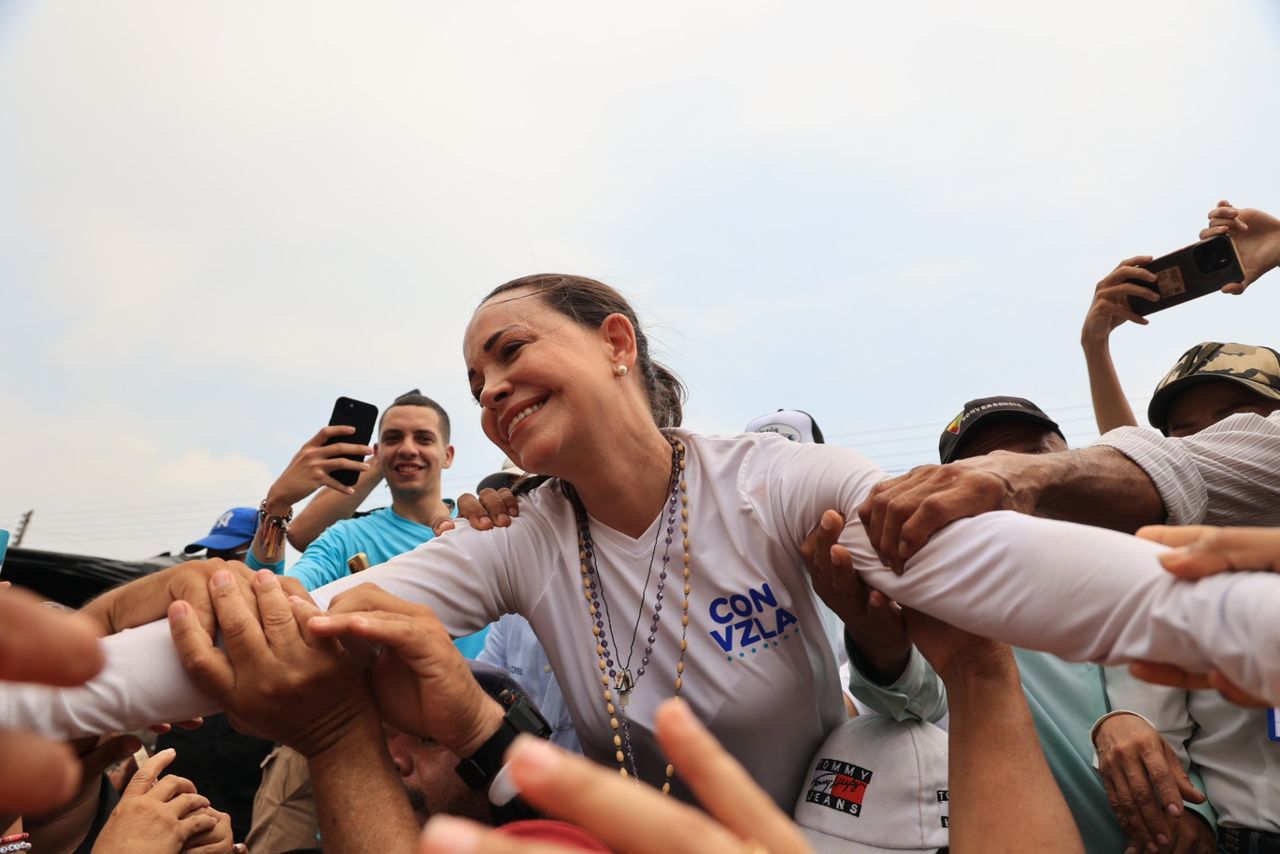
[
  {"xmin": 1127, "ymin": 234, "xmax": 1245, "ymax": 316},
  {"xmin": 325, "ymin": 397, "xmax": 379, "ymax": 489}
]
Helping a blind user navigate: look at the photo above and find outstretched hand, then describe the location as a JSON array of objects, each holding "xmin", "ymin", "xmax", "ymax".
[
  {"xmin": 857, "ymin": 453, "xmax": 1038, "ymax": 573},
  {"xmin": 308, "ymin": 584, "xmax": 504, "ymax": 756},
  {"xmin": 168, "ymin": 569, "xmax": 372, "ymax": 758},
  {"xmin": 801, "ymin": 510, "xmax": 911, "ymax": 683},
  {"xmin": 1136, "ymin": 524, "xmax": 1280, "ymax": 579},
  {"xmin": 419, "ymin": 698, "xmax": 812, "ymax": 854},
  {"xmin": 1128, "ymin": 661, "xmax": 1268, "ymax": 708},
  {"xmin": 1200, "ymin": 200, "xmax": 1280, "ymax": 293},
  {"xmin": 86, "ymin": 558, "xmax": 308, "ymax": 642}
]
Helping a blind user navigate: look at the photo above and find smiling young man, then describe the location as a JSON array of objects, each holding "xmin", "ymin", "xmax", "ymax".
[{"xmin": 246, "ymin": 393, "xmax": 464, "ymax": 597}]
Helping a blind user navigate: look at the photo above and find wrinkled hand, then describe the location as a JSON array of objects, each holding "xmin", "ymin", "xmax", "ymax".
[
  {"xmin": 1127, "ymin": 810, "xmax": 1217, "ymax": 854},
  {"xmin": 858, "ymin": 453, "xmax": 1038, "ymax": 572},
  {"xmin": 308, "ymin": 584, "xmax": 502, "ymax": 756},
  {"xmin": 802, "ymin": 510, "xmax": 911, "ymax": 683},
  {"xmin": 439, "ymin": 488, "xmax": 521, "ymax": 535},
  {"xmin": 0, "ymin": 587, "xmax": 104, "ymax": 814},
  {"xmin": 1082, "ymin": 256, "xmax": 1159, "ymax": 344},
  {"xmin": 1137, "ymin": 524, "xmax": 1280, "ymax": 579},
  {"xmin": 92, "ymin": 749, "xmax": 217, "ymax": 854},
  {"xmin": 168, "ymin": 569, "xmax": 371, "ymax": 758},
  {"xmin": 1094, "ymin": 713, "xmax": 1205, "ymax": 852},
  {"xmin": 419, "ymin": 698, "xmax": 812, "ymax": 854},
  {"xmin": 181, "ymin": 806, "xmax": 236, "ymax": 854},
  {"xmin": 264, "ymin": 424, "xmax": 373, "ymax": 510},
  {"xmin": 1200, "ymin": 200, "xmax": 1280, "ymax": 293},
  {"xmin": 83, "ymin": 558, "xmax": 255, "ymax": 638}
]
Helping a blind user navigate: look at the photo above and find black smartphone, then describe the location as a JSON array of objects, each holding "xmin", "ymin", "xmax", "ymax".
[
  {"xmin": 325, "ymin": 397, "xmax": 379, "ymax": 488},
  {"xmin": 1127, "ymin": 234, "xmax": 1244, "ymax": 316}
]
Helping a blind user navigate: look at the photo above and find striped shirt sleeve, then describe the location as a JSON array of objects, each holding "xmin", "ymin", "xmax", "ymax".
[{"xmin": 1094, "ymin": 411, "xmax": 1280, "ymax": 526}]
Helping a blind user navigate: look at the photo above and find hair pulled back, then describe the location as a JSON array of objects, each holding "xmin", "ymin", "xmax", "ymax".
[{"xmin": 482, "ymin": 274, "xmax": 686, "ymax": 429}]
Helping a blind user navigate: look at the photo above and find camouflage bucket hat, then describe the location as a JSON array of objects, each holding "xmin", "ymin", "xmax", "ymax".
[{"xmin": 1147, "ymin": 341, "xmax": 1280, "ymax": 434}]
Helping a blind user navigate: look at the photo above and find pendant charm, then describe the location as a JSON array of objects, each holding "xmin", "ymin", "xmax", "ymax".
[{"xmin": 616, "ymin": 669, "xmax": 634, "ymax": 706}]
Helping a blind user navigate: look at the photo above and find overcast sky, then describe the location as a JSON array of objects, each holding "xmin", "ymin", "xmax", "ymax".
[{"xmin": 3, "ymin": 1, "xmax": 1279, "ymax": 559}]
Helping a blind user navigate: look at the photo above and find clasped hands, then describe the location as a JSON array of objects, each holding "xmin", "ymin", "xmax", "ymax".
[{"xmin": 166, "ymin": 570, "xmax": 502, "ymax": 761}]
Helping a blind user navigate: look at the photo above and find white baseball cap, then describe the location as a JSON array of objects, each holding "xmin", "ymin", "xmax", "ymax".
[
  {"xmin": 793, "ymin": 715, "xmax": 949, "ymax": 853},
  {"xmin": 743, "ymin": 409, "xmax": 825, "ymax": 444}
]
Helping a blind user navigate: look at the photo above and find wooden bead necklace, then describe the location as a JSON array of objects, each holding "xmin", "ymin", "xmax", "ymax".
[{"xmin": 575, "ymin": 436, "xmax": 690, "ymax": 793}]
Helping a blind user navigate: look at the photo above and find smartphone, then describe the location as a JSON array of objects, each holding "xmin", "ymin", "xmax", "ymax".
[
  {"xmin": 1127, "ymin": 234, "xmax": 1244, "ymax": 316},
  {"xmin": 325, "ymin": 397, "xmax": 378, "ymax": 488}
]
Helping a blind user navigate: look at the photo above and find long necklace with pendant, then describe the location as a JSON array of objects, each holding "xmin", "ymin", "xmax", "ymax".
[{"xmin": 576, "ymin": 436, "xmax": 691, "ymax": 792}]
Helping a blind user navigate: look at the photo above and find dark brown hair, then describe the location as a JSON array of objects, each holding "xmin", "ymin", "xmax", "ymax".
[
  {"xmin": 482, "ymin": 274, "xmax": 686, "ymax": 429},
  {"xmin": 381, "ymin": 390, "xmax": 451, "ymax": 443}
]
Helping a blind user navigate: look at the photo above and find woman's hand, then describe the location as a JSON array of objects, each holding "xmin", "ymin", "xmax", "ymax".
[
  {"xmin": 308, "ymin": 584, "xmax": 504, "ymax": 756},
  {"xmin": 419, "ymin": 699, "xmax": 812, "ymax": 854},
  {"xmin": 92, "ymin": 749, "xmax": 217, "ymax": 854},
  {"xmin": 1136, "ymin": 524, "xmax": 1280, "ymax": 579},
  {"xmin": 1200, "ymin": 200, "xmax": 1280, "ymax": 293},
  {"xmin": 167, "ymin": 569, "xmax": 372, "ymax": 758}
]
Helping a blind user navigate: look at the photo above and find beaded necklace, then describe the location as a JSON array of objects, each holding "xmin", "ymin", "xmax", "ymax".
[{"xmin": 575, "ymin": 436, "xmax": 690, "ymax": 793}]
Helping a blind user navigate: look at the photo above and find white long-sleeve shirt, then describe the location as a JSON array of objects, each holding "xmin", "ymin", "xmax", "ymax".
[{"xmin": 4, "ymin": 430, "xmax": 1280, "ymax": 808}]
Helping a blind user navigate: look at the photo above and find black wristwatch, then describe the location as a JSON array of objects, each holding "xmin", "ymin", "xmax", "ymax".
[{"xmin": 455, "ymin": 689, "xmax": 553, "ymax": 791}]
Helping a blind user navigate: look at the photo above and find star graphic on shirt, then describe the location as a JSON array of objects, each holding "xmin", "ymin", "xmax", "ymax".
[
  {"xmin": 751, "ymin": 647, "xmax": 757, "ymax": 654},
  {"xmin": 739, "ymin": 651, "xmax": 745, "ymax": 658}
]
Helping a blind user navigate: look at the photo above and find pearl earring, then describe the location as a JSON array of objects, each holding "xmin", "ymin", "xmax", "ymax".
[{"xmin": 614, "ymin": 365, "xmax": 629, "ymax": 377}]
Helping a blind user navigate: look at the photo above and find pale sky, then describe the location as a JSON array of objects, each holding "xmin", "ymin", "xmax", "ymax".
[{"xmin": 3, "ymin": 1, "xmax": 1279, "ymax": 559}]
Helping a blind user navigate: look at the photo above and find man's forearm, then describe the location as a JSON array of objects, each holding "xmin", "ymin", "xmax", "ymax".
[
  {"xmin": 1020, "ymin": 446, "xmax": 1164, "ymax": 532},
  {"xmin": 943, "ymin": 648, "xmax": 1083, "ymax": 853},
  {"xmin": 308, "ymin": 707, "xmax": 418, "ymax": 854}
]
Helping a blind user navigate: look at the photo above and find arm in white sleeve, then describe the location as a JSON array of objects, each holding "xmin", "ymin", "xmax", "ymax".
[
  {"xmin": 0, "ymin": 521, "xmax": 521, "ymax": 739},
  {"xmin": 1096, "ymin": 410, "xmax": 1280, "ymax": 526},
  {"xmin": 853, "ymin": 511, "xmax": 1280, "ymax": 704},
  {"xmin": 751, "ymin": 440, "xmax": 1280, "ymax": 706}
]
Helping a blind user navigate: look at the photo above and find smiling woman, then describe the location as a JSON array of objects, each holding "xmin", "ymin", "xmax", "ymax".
[{"xmin": 6, "ymin": 274, "xmax": 1280, "ymax": 815}]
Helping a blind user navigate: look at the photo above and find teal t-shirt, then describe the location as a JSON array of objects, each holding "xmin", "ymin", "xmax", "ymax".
[{"xmin": 247, "ymin": 503, "xmax": 489, "ymax": 658}]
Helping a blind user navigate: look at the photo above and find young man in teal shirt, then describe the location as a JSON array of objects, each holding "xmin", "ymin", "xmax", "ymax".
[{"xmin": 246, "ymin": 392, "xmax": 485, "ymax": 657}]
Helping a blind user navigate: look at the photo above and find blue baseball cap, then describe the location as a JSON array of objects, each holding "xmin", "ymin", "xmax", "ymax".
[{"xmin": 184, "ymin": 507, "xmax": 258, "ymax": 554}]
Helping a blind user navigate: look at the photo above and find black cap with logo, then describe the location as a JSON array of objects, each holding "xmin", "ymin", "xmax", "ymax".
[{"xmin": 938, "ymin": 397, "xmax": 1062, "ymax": 464}]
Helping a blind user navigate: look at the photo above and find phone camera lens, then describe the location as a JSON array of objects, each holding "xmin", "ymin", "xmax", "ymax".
[{"xmin": 1193, "ymin": 241, "xmax": 1231, "ymax": 274}]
